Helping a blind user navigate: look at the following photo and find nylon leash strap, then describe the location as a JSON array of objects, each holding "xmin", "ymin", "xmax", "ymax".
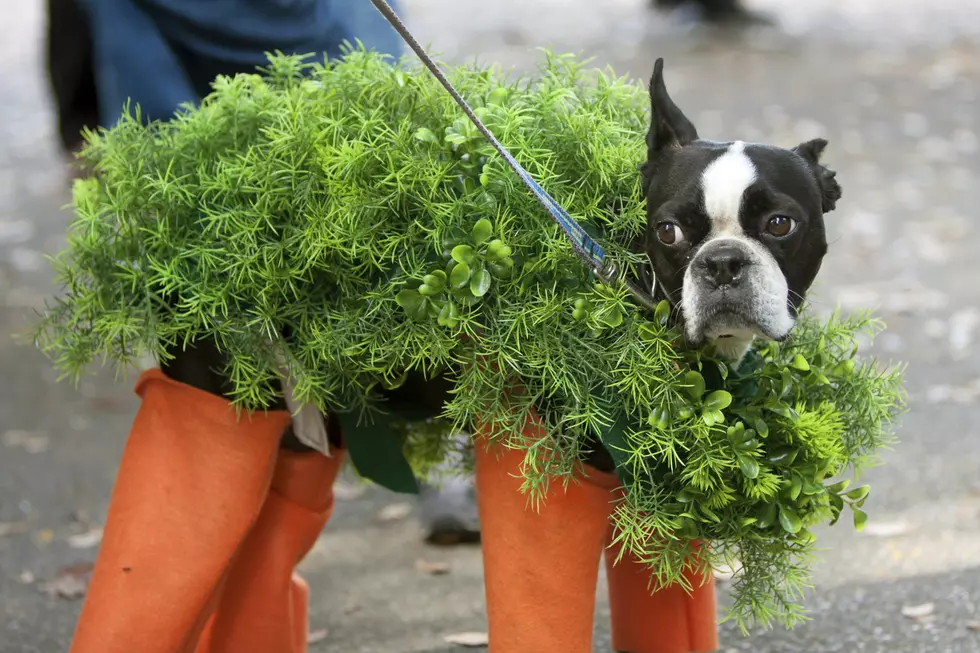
[{"xmin": 367, "ymin": 0, "xmax": 659, "ymax": 312}]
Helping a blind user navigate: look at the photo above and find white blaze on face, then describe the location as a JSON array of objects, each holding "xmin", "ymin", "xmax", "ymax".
[
  {"xmin": 701, "ymin": 141, "xmax": 756, "ymax": 236},
  {"xmin": 681, "ymin": 141, "xmax": 795, "ymax": 358}
]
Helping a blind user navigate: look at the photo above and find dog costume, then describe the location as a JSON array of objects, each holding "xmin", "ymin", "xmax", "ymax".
[{"xmin": 42, "ymin": 49, "xmax": 902, "ymax": 653}]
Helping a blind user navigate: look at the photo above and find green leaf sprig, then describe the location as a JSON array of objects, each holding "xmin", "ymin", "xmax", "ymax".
[{"xmin": 395, "ymin": 218, "xmax": 514, "ymax": 327}]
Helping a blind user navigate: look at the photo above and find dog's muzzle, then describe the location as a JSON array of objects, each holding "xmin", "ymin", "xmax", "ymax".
[{"xmin": 681, "ymin": 238, "xmax": 794, "ymax": 347}]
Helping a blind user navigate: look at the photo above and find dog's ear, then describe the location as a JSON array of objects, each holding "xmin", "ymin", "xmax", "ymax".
[
  {"xmin": 646, "ymin": 58, "xmax": 699, "ymax": 157},
  {"xmin": 793, "ymin": 138, "xmax": 842, "ymax": 214}
]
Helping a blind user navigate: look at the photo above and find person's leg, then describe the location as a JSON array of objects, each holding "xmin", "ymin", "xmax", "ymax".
[
  {"xmin": 147, "ymin": 0, "xmax": 405, "ymax": 101},
  {"xmin": 83, "ymin": 0, "xmax": 197, "ymax": 126},
  {"xmin": 46, "ymin": 0, "xmax": 100, "ymax": 154},
  {"xmin": 70, "ymin": 10, "xmax": 280, "ymax": 646},
  {"xmin": 339, "ymin": 0, "xmax": 404, "ymax": 56}
]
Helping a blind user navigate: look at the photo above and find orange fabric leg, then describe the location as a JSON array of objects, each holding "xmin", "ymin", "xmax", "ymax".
[
  {"xmin": 605, "ymin": 537, "xmax": 719, "ymax": 653},
  {"xmin": 198, "ymin": 448, "xmax": 345, "ymax": 653},
  {"xmin": 70, "ymin": 369, "xmax": 289, "ymax": 653},
  {"xmin": 475, "ymin": 422, "xmax": 619, "ymax": 653},
  {"xmin": 290, "ymin": 573, "xmax": 311, "ymax": 649}
]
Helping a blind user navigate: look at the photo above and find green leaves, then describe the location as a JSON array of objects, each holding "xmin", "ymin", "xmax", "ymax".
[
  {"xmin": 701, "ymin": 408, "xmax": 724, "ymax": 427},
  {"xmin": 339, "ymin": 411, "xmax": 419, "ymax": 495},
  {"xmin": 738, "ymin": 455, "xmax": 760, "ymax": 479},
  {"xmin": 451, "ymin": 245, "xmax": 475, "ymax": 265},
  {"xmin": 422, "ymin": 270, "xmax": 447, "ymax": 291},
  {"xmin": 397, "ymin": 219, "xmax": 514, "ymax": 323},
  {"xmin": 684, "ymin": 370, "xmax": 706, "ymax": 401},
  {"xmin": 470, "ymin": 267, "xmax": 492, "ymax": 297},
  {"xmin": 413, "ymin": 127, "xmax": 439, "ymax": 144},
  {"xmin": 729, "ymin": 422, "xmax": 761, "ymax": 480},
  {"xmin": 778, "ymin": 505, "xmax": 802, "ymax": 534},
  {"xmin": 487, "ymin": 239, "xmax": 515, "ymax": 280},
  {"xmin": 790, "ymin": 354, "xmax": 810, "ymax": 371},
  {"xmin": 826, "ymin": 479, "xmax": 872, "ymax": 531},
  {"xmin": 486, "ymin": 239, "xmax": 512, "ymax": 260},
  {"xmin": 437, "ymin": 301, "xmax": 459, "ymax": 328},
  {"xmin": 445, "ymin": 119, "xmax": 478, "ymax": 146},
  {"xmin": 845, "ymin": 485, "xmax": 870, "ymax": 502},
  {"xmin": 572, "ymin": 297, "xmax": 591, "ymax": 322},
  {"xmin": 786, "ymin": 476, "xmax": 803, "ymax": 501},
  {"xmin": 704, "ymin": 390, "xmax": 732, "ymax": 411},
  {"xmin": 472, "ymin": 218, "xmax": 493, "ymax": 246},
  {"xmin": 449, "ymin": 262, "xmax": 471, "ymax": 289},
  {"xmin": 568, "ymin": 283, "xmax": 628, "ymax": 332},
  {"xmin": 852, "ymin": 507, "xmax": 869, "ymax": 531},
  {"xmin": 767, "ymin": 447, "xmax": 798, "ymax": 466},
  {"xmin": 647, "ymin": 406, "xmax": 671, "ymax": 431},
  {"xmin": 486, "ymin": 87, "xmax": 509, "ymax": 106},
  {"xmin": 757, "ymin": 502, "xmax": 778, "ymax": 528},
  {"xmin": 395, "ymin": 289, "xmax": 428, "ymax": 321},
  {"xmin": 727, "ymin": 422, "xmax": 753, "ymax": 447},
  {"xmin": 827, "ymin": 479, "xmax": 850, "ymax": 494},
  {"xmin": 699, "ymin": 389, "xmax": 731, "ymax": 426},
  {"xmin": 598, "ymin": 305, "xmax": 624, "ymax": 328}
]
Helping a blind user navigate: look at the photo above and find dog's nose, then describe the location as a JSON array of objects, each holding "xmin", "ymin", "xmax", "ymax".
[{"xmin": 702, "ymin": 244, "xmax": 749, "ymax": 287}]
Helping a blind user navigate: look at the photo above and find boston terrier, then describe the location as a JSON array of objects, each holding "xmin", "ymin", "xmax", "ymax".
[{"xmin": 640, "ymin": 58, "xmax": 842, "ymax": 361}]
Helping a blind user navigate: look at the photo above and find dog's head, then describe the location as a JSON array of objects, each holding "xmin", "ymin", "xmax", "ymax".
[{"xmin": 640, "ymin": 59, "xmax": 841, "ymax": 359}]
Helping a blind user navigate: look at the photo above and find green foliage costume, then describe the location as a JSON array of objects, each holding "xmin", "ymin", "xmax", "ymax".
[{"xmin": 37, "ymin": 49, "xmax": 905, "ymax": 629}]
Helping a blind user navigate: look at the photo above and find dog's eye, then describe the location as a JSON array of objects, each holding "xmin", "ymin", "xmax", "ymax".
[
  {"xmin": 765, "ymin": 215, "xmax": 796, "ymax": 237},
  {"xmin": 656, "ymin": 222, "xmax": 685, "ymax": 246}
]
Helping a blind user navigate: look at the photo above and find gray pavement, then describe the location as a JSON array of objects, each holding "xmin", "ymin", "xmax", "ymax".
[{"xmin": 1, "ymin": 0, "xmax": 979, "ymax": 651}]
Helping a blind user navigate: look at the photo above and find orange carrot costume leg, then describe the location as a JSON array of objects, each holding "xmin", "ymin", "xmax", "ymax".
[
  {"xmin": 196, "ymin": 448, "xmax": 346, "ymax": 653},
  {"xmin": 70, "ymin": 369, "xmax": 289, "ymax": 653},
  {"xmin": 475, "ymin": 411, "xmax": 720, "ymax": 653},
  {"xmin": 474, "ymin": 422, "xmax": 620, "ymax": 653},
  {"xmin": 604, "ymin": 536, "xmax": 719, "ymax": 653}
]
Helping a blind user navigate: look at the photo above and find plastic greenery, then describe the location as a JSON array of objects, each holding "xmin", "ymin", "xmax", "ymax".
[{"xmin": 35, "ymin": 48, "xmax": 905, "ymax": 630}]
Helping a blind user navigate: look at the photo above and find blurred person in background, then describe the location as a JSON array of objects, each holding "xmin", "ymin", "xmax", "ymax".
[
  {"xmin": 45, "ymin": 0, "xmax": 479, "ymax": 544},
  {"xmin": 651, "ymin": 0, "xmax": 772, "ymax": 26}
]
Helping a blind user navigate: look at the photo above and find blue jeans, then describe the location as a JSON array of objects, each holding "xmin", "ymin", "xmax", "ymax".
[{"xmin": 83, "ymin": 0, "xmax": 402, "ymax": 125}]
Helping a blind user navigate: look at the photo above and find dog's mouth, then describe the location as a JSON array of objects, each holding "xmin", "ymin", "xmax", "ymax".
[
  {"xmin": 703, "ymin": 306, "xmax": 758, "ymax": 338},
  {"xmin": 688, "ymin": 301, "xmax": 788, "ymax": 346}
]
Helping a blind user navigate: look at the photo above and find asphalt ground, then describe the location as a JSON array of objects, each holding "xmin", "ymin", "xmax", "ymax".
[{"xmin": 1, "ymin": 1, "xmax": 979, "ymax": 651}]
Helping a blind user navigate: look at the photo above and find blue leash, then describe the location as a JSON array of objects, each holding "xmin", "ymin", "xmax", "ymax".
[{"xmin": 367, "ymin": 0, "xmax": 659, "ymax": 312}]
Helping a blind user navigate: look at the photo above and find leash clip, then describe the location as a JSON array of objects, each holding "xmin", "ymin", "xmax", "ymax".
[
  {"xmin": 594, "ymin": 259, "xmax": 660, "ymax": 314},
  {"xmin": 593, "ymin": 260, "xmax": 619, "ymax": 285}
]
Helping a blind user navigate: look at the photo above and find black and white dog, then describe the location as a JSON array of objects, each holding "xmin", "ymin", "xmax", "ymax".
[{"xmin": 641, "ymin": 59, "xmax": 841, "ymax": 361}]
